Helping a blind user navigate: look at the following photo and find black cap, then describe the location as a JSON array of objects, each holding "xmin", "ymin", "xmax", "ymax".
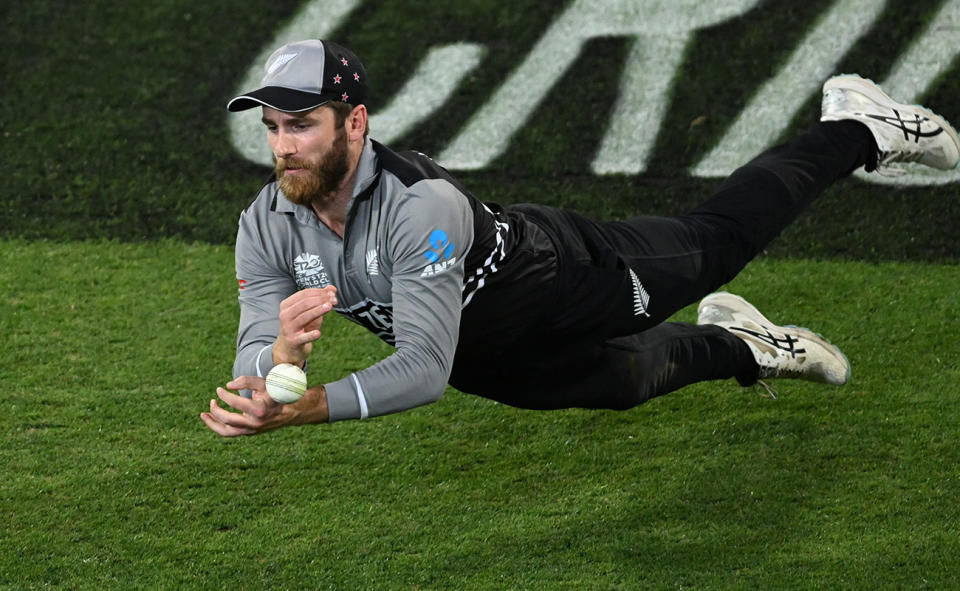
[{"xmin": 227, "ymin": 40, "xmax": 367, "ymax": 112}]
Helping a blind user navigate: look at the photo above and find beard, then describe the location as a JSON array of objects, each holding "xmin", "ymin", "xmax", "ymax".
[{"xmin": 275, "ymin": 128, "xmax": 350, "ymax": 206}]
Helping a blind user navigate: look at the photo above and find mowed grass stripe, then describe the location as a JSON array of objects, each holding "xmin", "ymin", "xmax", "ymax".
[{"xmin": 0, "ymin": 239, "xmax": 957, "ymax": 590}]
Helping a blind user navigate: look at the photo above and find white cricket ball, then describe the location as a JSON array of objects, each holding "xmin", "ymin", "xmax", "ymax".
[{"xmin": 265, "ymin": 363, "xmax": 307, "ymax": 404}]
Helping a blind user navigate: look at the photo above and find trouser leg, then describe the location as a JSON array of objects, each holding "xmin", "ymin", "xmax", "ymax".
[
  {"xmin": 675, "ymin": 118, "xmax": 875, "ymax": 262},
  {"xmin": 451, "ymin": 121, "xmax": 875, "ymax": 409},
  {"xmin": 449, "ymin": 322, "xmax": 757, "ymax": 410},
  {"xmin": 535, "ymin": 120, "xmax": 875, "ymax": 340}
]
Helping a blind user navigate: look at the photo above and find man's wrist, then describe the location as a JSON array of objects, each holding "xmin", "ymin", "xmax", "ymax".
[
  {"xmin": 287, "ymin": 385, "xmax": 329, "ymax": 425},
  {"xmin": 272, "ymin": 337, "xmax": 306, "ymax": 368}
]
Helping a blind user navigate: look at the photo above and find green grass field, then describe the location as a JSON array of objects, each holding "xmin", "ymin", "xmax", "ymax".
[
  {"xmin": 2, "ymin": 0, "xmax": 959, "ymax": 588},
  {"xmin": 1, "ymin": 241, "xmax": 958, "ymax": 589}
]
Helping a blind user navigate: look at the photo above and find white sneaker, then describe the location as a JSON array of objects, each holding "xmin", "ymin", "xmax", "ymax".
[
  {"xmin": 698, "ymin": 292, "xmax": 851, "ymax": 386},
  {"xmin": 820, "ymin": 74, "xmax": 960, "ymax": 172}
]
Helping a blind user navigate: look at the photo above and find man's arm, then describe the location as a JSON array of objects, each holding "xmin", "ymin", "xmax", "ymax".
[
  {"xmin": 323, "ymin": 181, "xmax": 475, "ymax": 420},
  {"xmin": 233, "ymin": 206, "xmax": 295, "ymax": 382},
  {"xmin": 209, "ymin": 179, "xmax": 476, "ymax": 432}
]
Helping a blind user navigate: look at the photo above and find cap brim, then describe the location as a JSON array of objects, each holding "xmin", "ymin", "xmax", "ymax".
[{"xmin": 227, "ymin": 86, "xmax": 333, "ymax": 112}]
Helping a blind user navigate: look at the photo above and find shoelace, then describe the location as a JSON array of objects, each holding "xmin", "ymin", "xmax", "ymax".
[
  {"xmin": 875, "ymin": 148, "xmax": 924, "ymax": 176},
  {"xmin": 756, "ymin": 379, "xmax": 779, "ymax": 399}
]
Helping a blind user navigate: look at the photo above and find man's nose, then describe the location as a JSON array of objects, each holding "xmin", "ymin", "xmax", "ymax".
[{"xmin": 274, "ymin": 130, "xmax": 297, "ymax": 159}]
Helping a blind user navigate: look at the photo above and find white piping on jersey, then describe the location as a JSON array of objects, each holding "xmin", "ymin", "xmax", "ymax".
[
  {"xmin": 351, "ymin": 374, "xmax": 370, "ymax": 419},
  {"xmin": 255, "ymin": 344, "xmax": 272, "ymax": 378},
  {"xmin": 462, "ymin": 203, "xmax": 509, "ymax": 307}
]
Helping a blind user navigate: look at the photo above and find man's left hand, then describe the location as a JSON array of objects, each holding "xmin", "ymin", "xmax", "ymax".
[{"xmin": 200, "ymin": 376, "xmax": 329, "ymax": 436}]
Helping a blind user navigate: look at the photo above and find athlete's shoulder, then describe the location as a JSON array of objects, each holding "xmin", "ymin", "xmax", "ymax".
[{"xmin": 373, "ymin": 141, "xmax": 476, "ymax": 196}]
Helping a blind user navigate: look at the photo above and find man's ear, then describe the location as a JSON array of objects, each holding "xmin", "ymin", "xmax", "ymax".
[{"xmin": 347, "ymin": 104, "xmax": 368, "ymax": 142}]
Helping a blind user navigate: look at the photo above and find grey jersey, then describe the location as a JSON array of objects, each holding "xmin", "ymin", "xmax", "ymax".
[{"xmin": 234, "ymin": 138, "xmax": 513, "ymax": 421}]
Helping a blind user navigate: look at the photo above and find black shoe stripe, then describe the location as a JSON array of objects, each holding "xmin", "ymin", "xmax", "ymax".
[
  {"xmin": 729, "ymin": 326, "xmax": 807, "ymax": 359},
  {"xmin": 865, "ymin": 110, "xmax": 944, "ymax": 142}
]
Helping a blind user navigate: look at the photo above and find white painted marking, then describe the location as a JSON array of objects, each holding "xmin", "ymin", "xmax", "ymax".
[
  {"xmin": 438, "ymin": 0, "xmax": 762, "ymax": 170},
  {"xmin": 691, "ymin": 0, "xmax": 887, "ymax": 177},
  {"xmin": 591, "ymin": 35, "xmax": 687, "ymax": 174},
  {"xmin": 369, "ymin": 43, "xmax": 486, "ymax": 145},
  {"xmin": 226, "ymin": 0, "xmax": 959, "ymax": 186}
]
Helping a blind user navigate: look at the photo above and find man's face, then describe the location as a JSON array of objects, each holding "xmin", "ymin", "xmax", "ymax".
[{"xmin": 262, "ymin": 106, "xmax": 349, "ymax": 206}]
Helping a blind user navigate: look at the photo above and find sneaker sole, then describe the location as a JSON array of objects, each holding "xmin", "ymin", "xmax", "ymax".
[
  {"xmin": 822, "ymin": 74, "xmax": 960, "ymax": 170},
  {"xmin": 699, "ymin": 292, "xmax": 852, "ymax": 385}
]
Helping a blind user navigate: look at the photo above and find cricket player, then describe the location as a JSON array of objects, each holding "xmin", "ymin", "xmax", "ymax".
[{"xmin": 201, "ymin": 40, "xmax": 959, "ymax": 436}]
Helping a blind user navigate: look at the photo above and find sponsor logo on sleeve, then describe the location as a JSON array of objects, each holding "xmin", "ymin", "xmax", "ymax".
[{"xmin": 421, "ymin": 229, "xmax": 457, "ymax": 277}]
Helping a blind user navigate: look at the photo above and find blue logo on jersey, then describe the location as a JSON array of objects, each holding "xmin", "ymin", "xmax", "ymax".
[{"xmin": 423, "ymin": 229, "xmax": 455, "ymax": 263}]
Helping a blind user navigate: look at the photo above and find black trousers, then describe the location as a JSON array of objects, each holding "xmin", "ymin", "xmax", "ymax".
[{"xmin": 450, "ymin": 120, "xmax": 875, "ymax": 410}]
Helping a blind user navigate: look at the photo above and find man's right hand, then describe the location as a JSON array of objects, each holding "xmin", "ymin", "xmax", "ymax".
[{"xmin": 273, "ymin": 286, "xmax": 338, "ymax": 366}]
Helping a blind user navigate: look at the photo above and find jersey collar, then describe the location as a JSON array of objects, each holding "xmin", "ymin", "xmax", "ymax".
[{"xmin": 350, "ymin": 137, "xmax": 379, "ymax": 200}]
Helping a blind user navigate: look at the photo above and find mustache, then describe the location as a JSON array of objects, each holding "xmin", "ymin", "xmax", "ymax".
[{"xmin": 274, "ymin": 157, "xmax": 310, "ymax": 174}]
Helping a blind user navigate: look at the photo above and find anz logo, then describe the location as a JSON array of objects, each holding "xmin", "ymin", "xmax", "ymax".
[
  {"xmin": 229, "ymin": 0, "xmax": 960, "ymax": 186},
  {"xmin": 420, "ymin": 229, "xmax": 457, "ymax": 278}
]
